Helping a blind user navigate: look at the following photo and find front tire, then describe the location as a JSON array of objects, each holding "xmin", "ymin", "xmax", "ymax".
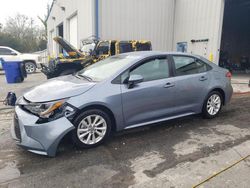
[
  {"xmin": 71, "ymin": 109, "xmax": 112, "ymax": 149},
  {"xmin": 202, "ymin": 91, "xmax": 223, "ymax": 119},
  {"xmin": 25, "ymin": 61, "xmax": 36, "ymax": 74}
]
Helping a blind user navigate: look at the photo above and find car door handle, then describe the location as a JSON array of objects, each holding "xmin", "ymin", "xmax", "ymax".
[
  {"xmin": 199, "ymin": 76, "xmax": 208, "ymax": 81},
  {"xmin": 164, "ymin": 82, "xmax": 175, "ymax": 88}
]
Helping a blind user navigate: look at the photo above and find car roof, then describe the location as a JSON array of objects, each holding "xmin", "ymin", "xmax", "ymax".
[{"xmin": 117, "ymin": 51, "xmax": 200, "ymax": 59}]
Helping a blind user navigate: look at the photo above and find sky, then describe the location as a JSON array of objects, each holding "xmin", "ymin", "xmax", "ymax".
[{"xmin": 0, "ymin": 0, "xmax": 53, "ymax": 26}]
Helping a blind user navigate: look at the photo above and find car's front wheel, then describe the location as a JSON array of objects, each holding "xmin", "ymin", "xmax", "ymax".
[
  {"xmin": 71, "ymin": 109, "xmax": 112, "ymax": 148},
  {"xmin": 202, "ymin": 91, "xmax": 223, "ymax": 119},
  {"xmin": 25, "ymin": 61, "xmax": 36, "ymax": 74}
]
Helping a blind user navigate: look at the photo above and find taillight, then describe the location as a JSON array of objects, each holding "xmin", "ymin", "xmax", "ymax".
[{"xmin": 226, "ymin": 71, "xmax": 232, "ymax": 80}]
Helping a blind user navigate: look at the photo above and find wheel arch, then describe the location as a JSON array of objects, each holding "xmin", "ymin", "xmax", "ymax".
[
  {"xmin": 74, "ymin": 104, "xmax": 117, "ymax": 132},
  {"xmin": 23, "ymin": 60, "xmax": 37, "ymax": 67},
  {"xmin": 209, "ymin": 88, "xmax": 225, "ymax": 105}
]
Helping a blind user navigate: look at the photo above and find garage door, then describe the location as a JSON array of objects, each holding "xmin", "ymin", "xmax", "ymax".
[{"xmin": 69, "ymin": 15, "xmax": 78, "ymax": 48}]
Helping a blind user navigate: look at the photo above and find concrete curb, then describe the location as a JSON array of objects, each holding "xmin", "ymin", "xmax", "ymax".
[{"xmin": 233, "ymin": 91, "xmax": 250, "ymax": 95}]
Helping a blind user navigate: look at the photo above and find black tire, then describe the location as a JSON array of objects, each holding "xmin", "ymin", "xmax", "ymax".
[
  {"xmin": 71, "ymin": 109, "xmax": 112, "ymax": 149},
  {"xmin": 24, "ymin": 61, "xmax": 36, "ymax": 74},
  {"xmin": 202, "ymin": 91, "xmax": 223, "ymax": 119},
  {"xmin": 59, "ymin": 69, "xmax": 76, "ymax": 76}
]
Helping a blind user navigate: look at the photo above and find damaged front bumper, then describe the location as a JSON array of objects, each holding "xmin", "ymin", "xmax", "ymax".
[{"xmin": 11, "ymin": 106, "xmax": 75, "ymax": 157}]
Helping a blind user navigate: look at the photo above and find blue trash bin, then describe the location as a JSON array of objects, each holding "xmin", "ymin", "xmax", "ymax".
[{"xmin": 1, "ymin": 59, "xmax": 24, "ymax": 83}]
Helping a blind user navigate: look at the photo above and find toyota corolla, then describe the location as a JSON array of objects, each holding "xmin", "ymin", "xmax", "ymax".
[{"xmin": 11, "ymin": 52, "xmax": 233, "ymax": 156}]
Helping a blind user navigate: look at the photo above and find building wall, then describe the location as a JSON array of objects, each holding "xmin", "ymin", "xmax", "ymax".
[
  {"xmin": 98, "ymin": 0, "xmax": 175, "ymax": 51},
  {"xmin": 173, "ymin": 0, "xmax": 225, "ymax": 64},
  {"xmin": 47, "ymin": 0, "xmax": 95, "ymax": 56},
  {"xmin": 46, "ymin": 0, "xmax": 225, "ymax": 64}
]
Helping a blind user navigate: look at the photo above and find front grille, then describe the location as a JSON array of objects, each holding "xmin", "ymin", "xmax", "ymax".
[{"xmin": 14, "ymin": 113, "xmax": 21, "ymax": 141}]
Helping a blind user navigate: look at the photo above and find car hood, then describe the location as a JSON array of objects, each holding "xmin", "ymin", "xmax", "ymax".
[
  {"xmin": 54, "ymin": 36, "xmax": 83, "ymax": 58},
  {"xmin": 24, "ymin": 75, "xmax": 96, "ymax": 103}
]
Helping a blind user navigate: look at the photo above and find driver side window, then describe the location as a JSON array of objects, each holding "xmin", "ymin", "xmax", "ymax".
[
  {"xmin": 96, "ymin": 42, "xmax": 109, "ymax": 55},
  {"xmin": 0, "ymin": 48, "xmax": 14, "ymax": 55},
  {"xmin": 130, "ymin": 58, "xmax": 169, "ymax": 82}
]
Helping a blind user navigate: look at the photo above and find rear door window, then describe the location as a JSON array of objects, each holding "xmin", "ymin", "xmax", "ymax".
[
  {"xmin": 172, "ymin": 56, "xmax": 210, "ymax": 76},
  {"xmin": 119, "ymin": 42, "xmax": 133, "ymax": 53},
  {"xmin": 135, "ymin": 42, "xmax": 152, "ymax": 51}
]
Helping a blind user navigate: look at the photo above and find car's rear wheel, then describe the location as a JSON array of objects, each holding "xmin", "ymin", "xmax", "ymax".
[
  {"xmin": 71, "ymin": 109, "xmax": 112, "ymax": 148},
  {"xmin": 25, "ymin": 61, "xmax": 36, "ymax": 74},
  {"xmin": 202, "ymin": 91, "xmax": 223, "ymax": 119}
]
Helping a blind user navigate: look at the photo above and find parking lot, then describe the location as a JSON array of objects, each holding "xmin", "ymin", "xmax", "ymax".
[{"xmin": 0, "ymin": 72, "xmax": 250, "ymax": 188}]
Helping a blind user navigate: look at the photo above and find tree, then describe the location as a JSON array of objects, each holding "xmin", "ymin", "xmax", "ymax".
[
  {"xmin": 38, "ymin": 3, "xmax": 50, "ymax": 40},
  {"xmin": 1, "ymin": 13, "xmax": 47, "ymax": 52},
  {"xmin": 0, "ymin": 32, "xmax": 22, "ymax": 51}
]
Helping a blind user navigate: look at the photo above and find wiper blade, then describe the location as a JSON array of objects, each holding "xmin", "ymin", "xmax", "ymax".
[{"xmin": 76, "ymin": 74, "xmax": 93, "ymax": 81}]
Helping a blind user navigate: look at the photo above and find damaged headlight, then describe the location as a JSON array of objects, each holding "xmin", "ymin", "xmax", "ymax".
[{"xmin": 21, "ymin": 99, "xmax": 77, "ymax": 120}]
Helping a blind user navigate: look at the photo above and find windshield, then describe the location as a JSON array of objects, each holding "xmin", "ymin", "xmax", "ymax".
[
  {"xmin": 81, "ymin": 43, "xmax": 96, "ymax": 55},
  {"xmin": 77, "ymin": 55, "xmax": 138, "ymax": 81}
]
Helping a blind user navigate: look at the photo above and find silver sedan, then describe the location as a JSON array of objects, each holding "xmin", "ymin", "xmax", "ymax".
[{"xmin": 11, "ymin": 51, "xmax": 233, "ymax": 156}]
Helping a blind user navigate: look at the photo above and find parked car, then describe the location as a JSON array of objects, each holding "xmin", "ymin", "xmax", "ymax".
[
  {"xmin": 11, "ymin": 51, "xmax": 233, "ymax": 156},
  {"xmin": 41, "ymin": 36, "xmax": 152, "ymax": 79},
  {"xmin": 0, "ymin": 46, "xmax": 42, "ymax": 73}
]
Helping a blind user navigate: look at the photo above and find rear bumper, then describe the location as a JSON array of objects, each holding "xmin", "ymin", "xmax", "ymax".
[
  {"xmin": 11, "ymin": 106, "xmax": 74, "ymax": 157},
  {"xmin": 224, "ymin": 84, "xmax": 233, "ymax": 104}
]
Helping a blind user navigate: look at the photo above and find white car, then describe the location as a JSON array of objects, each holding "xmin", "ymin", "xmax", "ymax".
[{"xmin": 0, "ymin": 46, "xmax": 42, "ymax": 73}]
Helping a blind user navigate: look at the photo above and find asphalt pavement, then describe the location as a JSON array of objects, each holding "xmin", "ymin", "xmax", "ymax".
[{"xmin": 0, "ymin": 73, "xmax": 250, "ymax": 188}]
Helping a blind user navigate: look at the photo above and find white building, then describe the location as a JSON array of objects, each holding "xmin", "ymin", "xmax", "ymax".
[{"xmin": 47, "ymin": 0, "xmax": 250, "ymax": 68}]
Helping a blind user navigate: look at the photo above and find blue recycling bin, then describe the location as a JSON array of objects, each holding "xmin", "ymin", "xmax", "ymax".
[{"xmin": 0, "ymin": 58, "xmax": 24, "ymax": 83}]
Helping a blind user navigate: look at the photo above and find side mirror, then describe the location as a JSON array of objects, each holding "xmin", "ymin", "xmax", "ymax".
[{"xmin": 127, "ymin": 74, "xmax": 143, "ymax": 89}]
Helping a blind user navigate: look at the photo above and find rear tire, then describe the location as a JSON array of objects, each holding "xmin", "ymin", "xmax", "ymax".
[
  {"xmin": 202, "ymin": 91, "xmax": 223, "ymax": 119},
  {"xmin": 71, "ymin": 109, "xmax": 112, "ymax": 149},
  {"xmin": 24, "ymin": 61, "xmax": 36, "ymax": 74}
]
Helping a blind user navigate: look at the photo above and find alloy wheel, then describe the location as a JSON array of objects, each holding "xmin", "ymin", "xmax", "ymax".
[
  {"xmin": 77, "ymin": 115, "xmax": 107, "ymax": 145},
  {"xmin": 206, "ymin": 94, "xmax": 221, "ymax": 116},
  {"xmin": 25, "ymin": 62, "xmax": 36, "ymax": 73}
]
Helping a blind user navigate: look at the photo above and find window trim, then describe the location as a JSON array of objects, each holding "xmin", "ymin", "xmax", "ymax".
[
  {"xmin": 95, "ymin": 41, "xmax": 110, "ymax": 56},
  {"xmin": 112, "ymin": 55, "xmax": 173, "ymax": 84},
  {"xmin": 0, "ymin": 48, "xmax": 14, "ymax": 55},
  {"xmin": 169, "ymin": 55, "xmax": 212, "ymax": 77}
]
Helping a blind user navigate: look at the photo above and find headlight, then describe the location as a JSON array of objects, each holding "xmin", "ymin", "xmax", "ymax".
[{"xmin": 22, "ymin": 99, "xmax": 77, "ymax": 120}]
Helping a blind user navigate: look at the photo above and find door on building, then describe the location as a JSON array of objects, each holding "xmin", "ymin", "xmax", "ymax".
[
  {"xmin": 220, "ymin": 0, "xmax": 250, "ymax": 73},
  {"xmin": 69, "ymin": 15, "xmax": 78, "ymax": 48},
  {"xmin": 177, "ymin": 42, "xmax": 187, "ymax": 53}
]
